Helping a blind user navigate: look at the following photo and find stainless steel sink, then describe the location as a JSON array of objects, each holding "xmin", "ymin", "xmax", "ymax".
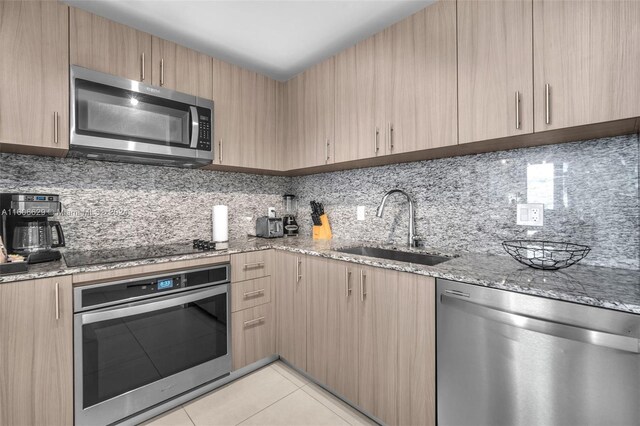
[{"xmin": 335, "ymin": 246, "xmax": 451, "ymax": 266}]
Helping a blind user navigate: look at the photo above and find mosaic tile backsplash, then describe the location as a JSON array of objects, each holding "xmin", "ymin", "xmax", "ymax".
[
  {"xmin": 0, "ymin": 154, "xmax": 288, "ymax": 250},
  {"xmin": 1, "ymin": 133, "xmax": 638, "ymax": 269},
  {"xmin": 291, "ymin": 134, "xmax": 639, "ymax": 270}
]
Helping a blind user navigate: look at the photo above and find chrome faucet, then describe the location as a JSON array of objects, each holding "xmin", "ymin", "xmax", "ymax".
[{"xmin": 375, "ymin": 189, "xmax": 418, "ymax": 247}]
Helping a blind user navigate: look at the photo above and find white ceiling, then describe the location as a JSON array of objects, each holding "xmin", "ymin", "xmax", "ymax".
[{"xmin": 64, "ymin": 0, "xmax": 434, "ymax": 81}]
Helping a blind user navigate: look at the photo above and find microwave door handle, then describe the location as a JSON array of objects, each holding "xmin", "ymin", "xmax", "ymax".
[
  {"xmin": 80, "ymin": 284, "xmax": 227, "ymax": 325},
  {"xmin": 189, "ymin": 106, "xmax": 199, "ymax": 148}
]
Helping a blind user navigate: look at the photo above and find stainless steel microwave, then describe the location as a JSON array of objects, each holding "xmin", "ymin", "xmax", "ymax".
[{"xmin": 70, "ymin": 65, "xmax": 213, "ymax": 168}]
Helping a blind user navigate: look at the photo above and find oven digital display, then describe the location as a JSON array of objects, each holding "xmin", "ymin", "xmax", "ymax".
[{"xmin": 157, "ymin": 278, "xmax": 174, "ymax": 290}]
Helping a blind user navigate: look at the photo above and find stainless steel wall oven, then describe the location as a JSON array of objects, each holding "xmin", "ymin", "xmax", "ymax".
[{"xmin": 74, "ymin": 264, "xmax": 231, "ymax": 425}]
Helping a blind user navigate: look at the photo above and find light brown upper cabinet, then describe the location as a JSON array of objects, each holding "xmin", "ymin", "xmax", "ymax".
[
  {"xmin": 70, "ymin": 8, "xmax": 151, "ymax": 83},
  {"xmin": 210, "ymin": 59, "xmax": 277, "ymax": 170},
  {"xmin": 288, "ymin": 58, "xmax": 335, "ymax": 170},
  {"xmin": 334, "ymin": 36, "xmax": 383, "ymax": 163},
  {"xmin": 334, "ymin": 1, "xmax": 456, "ymax": 163},
  {"xmin": 151, "ymin": 37, "xmax": 212, "ymax": 98},
  {"xmin": 534, "ymin": 0, "xmax": 640, "ymax": 131},
  {"xmin": 0, "ymin": 0, "xmax": 68, "ymax": 154},
  {"xmin": 382, "ymin": 1, "xmax": 458, "ymax": 154},
  {"xmin": 458, "ymin": 0, "xmax": 533, "ymax": 143}
]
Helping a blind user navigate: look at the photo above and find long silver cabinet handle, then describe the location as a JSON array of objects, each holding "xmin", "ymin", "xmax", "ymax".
[
  {"xmin": 545, "ymin": 83, "xmax": 550, "ymax": 125},
  {"xmin": 160, "ymin": 58, "xmax": 165, "ymax": 86},
  {"xmin": 141, "ymin": 52, "xmax": 145, "ymax": 81},
  {"xmin": 325, "ymin": 139, "xmax": 330, "ymax": 164},
  {"xmin": 53, "ymin": 112, "xmax": 59, "ymax": 144},
  {"xmin": 388, "ymin": 122, "xmax": 394, "ymax": 152},
  {"xmin": 244, "ymin": 316, "xmax": 265, "ymax": 327},
  {"xmin": 243, "ymin": 262, "xmax": 265, "ymax": 270},
  {"xmin": 374, "ymin": 127, "xmax": 379, "ymax": 153},
  {"xmin": 219, "ymin": 139, "xmax": 223, "ymax": 163},
  {"xmin": 345, "ymin": 269, "xmax": 352, "ymax": 298},
  {"xmin": 515, "ymin": 91, "xmax": 521, "ymax": 130},
  {"xmin": 296, "ymin": 257, "xmax": 302, "ymax": 283},
  {"xmin": 243, "ymin": 289, "xmax": 265, "ymax": 298},
  {"xmin": 441, "ymin": 293, "xmax": 639, "ymax": 354},
  {"xmin": 55, "ymin": 282, "xmax": 60, "ymax": 320},
  {"xmin": 360, "ymin": 270, "xmax": 366, "ymax": 302}
]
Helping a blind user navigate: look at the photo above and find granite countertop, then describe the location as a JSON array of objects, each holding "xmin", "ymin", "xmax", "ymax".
[{"xmin": 1, "ymin": 237, "xmax": 639, "ymax": 314}]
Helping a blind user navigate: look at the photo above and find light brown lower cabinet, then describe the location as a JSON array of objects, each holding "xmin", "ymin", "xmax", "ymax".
[
  {"xmin": 302, "ymin": 254, "xmax": 436, "ymax": 426},
  {"xmin": 357, "ymin": 265, "xmax": 399, "ymax": 424},
  {"xmin": 0, "ymin": 275, "xmax": 73, "ymax": 426},
  {"xmin": 274, "ymin": 251, "xmax": 307, "ymax": 370},
  {"xmin": 306, "ymin": 257, "xmax": 359, "ymax": 403},
  {"xmin": 231, "ymin": 302, "xmax": 275, "ymax": 370}
]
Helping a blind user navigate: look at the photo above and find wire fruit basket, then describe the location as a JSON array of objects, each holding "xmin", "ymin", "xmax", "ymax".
[{"xmin": 502, "ymin": 240, "xmax": 591, "ymax": 270}]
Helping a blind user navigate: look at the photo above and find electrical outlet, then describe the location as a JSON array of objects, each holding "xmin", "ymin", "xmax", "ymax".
[
  {"xmin": 357, "ymin": 206, "xmax": 365, "ymax": 221},
  {"xmin": 517, "ymin": 203, "xmax": 544, "ymax": 226}
]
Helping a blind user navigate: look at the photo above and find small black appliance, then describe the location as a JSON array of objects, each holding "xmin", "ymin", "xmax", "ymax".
[
  {"xmin": 282, "ymin": 194, "xmax": 299, "ymax": 237},
  {"xmin": 0, "ymin": 193, "xmax": 65, "ymax": 264}
]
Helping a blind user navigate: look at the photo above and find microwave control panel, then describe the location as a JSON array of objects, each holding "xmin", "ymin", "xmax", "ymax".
[{"xmin": 197, "ymin": 107, "xmax": 212, "ymax": 151}]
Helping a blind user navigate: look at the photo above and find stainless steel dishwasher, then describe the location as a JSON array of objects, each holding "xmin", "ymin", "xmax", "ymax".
[{"xmin": 437, "ymin": 279, "xmax": 640, "ymax": 426}]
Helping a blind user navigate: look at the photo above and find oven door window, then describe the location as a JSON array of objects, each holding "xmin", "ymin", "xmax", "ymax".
[
  {"xmin": 81, "ymin": 291, "xmax": 227, "ymax": 409},
  {"xmin": 75, "ymin": 78, "xmax": 192, "ymax": 147}
]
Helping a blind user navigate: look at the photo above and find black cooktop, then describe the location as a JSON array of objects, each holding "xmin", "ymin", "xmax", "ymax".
[{"xmin": 63, "ymin": 241, "xmax": 217, "ymax": 267}]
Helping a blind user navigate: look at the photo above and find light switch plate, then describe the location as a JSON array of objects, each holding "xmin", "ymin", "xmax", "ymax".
[
  {"xmin": 517, "ymin": 203, "xmax": 544, "ymax": 226},
  {"xmin": 357, "ymin": 206, "xmax": 365, "ymax": 221}
]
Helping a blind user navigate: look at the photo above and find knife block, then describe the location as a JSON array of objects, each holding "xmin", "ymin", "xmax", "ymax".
[{"xmin": 313, "ymin": 214, "xmax": 332, "ymax": 240}]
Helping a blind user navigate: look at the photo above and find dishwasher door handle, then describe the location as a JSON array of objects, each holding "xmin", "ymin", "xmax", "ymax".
[{"xmin": 441, "ymin": 293, "xmax": 640, "ymax": 354}]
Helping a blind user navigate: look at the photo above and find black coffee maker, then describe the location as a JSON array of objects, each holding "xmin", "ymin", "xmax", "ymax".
[
  {"xmin": 282, "ymin": 194, "xmax": 299, "ymax": 237},
  {"xmin": 0, "ymin": 193, "xmax": 65, "ymax": 263}
]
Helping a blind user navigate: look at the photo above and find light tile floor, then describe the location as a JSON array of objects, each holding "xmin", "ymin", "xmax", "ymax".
[{"xmin": 143, "ymin": 361, "xmax": 377, "ymax": 426}]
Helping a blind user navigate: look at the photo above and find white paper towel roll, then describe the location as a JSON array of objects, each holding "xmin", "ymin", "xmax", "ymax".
[{"xmin": 212, "ymin": 205, "xmax": 229, "ymax": 242}]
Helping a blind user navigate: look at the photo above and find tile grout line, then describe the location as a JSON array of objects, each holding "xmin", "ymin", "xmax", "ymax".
[
  {"xmin": 180, "ymin": 405, "xmax": 197, "ymax": 426},
  {"xmin": 269, "ymin": 362, "xmax": 307, "ymax": 389},
  {"xmin": 234, "ymin": 387, "xmax": 301, "ymax": 426},
  {"xmin": 299, "ymin": 384, "xmax": 370, "ymax": 426}
]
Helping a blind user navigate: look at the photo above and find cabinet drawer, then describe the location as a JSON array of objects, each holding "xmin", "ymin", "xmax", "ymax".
[
  {"xmin": 231, "ymin": 250, "xmax": 272, "ymax": 282},
  {"xmin": 231, "ymin": 303, "xmax": 275, "ymax": 370},
  {"xmin": 231, "ymin": 276, "xmax": 271, "ymax": 312}
]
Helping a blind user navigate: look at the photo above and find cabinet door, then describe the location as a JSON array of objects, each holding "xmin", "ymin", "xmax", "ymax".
[
  {"xmin": 212, "ymin": 59, "xmax": 242, "ymax": 166},
  {"xmin": 306, "ymin": 258, "xmax": 359, "ymax": 403},
  {"xmin": 70, "ymin": 8, "xmax": 151, "ymax": 82},
  {"xmin": 0, "ymin": 0, "xmax": 68, "ymax": 152},
  {"xmin": 534, "ymin": 0, "xmax": 640, "ymax": 131},
  {"xmin": 274, "ymin": 251, "xmax": 307, "ymax": 370},
  {"xmin": 397, "ymin": 273, "xmax": 436, "ymax": 426},
  {"xmin": 458, "ymin": 0, "xmax": 533, "ymax": 144},
  {"xmin": 358, "ymin": 266, "xmax": 397, "ymax": 424},
  {"xmin": 211, "ymin": 60, "xmax": 277, "ymax": 169},
  {"xmin": 294, "ymin": 58, "xmax": 335, "ymax": 168},
  {"xmin": 151, "ymin": 37, "xmax": 212, "ymax": 98},
  {"xmin": 255, "ymin": 73, "xmax": 278, "ymax": 170},
  {"xmin": 231, "ymin": 303, "xmax": 275, "ymax": 370},
  {"xmin": 381, "ymin": 1, "xmax": 457, "ymax": 154},
  {"xmin": 0, "ymin": 276, "xmax": 73, "ymax": 426},
  {"xmin": 334, "ymin": 37, "xmax": 381, "ymax": 162}
]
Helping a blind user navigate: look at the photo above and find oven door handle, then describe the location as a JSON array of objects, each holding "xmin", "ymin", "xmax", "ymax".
[
  {"xmin": 189, "ymin": 106, "xmax": 199, "ymax": 149},
  {"xmin": 80, "ymin": 284, "xmax": 227, "ymax": 325}
]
